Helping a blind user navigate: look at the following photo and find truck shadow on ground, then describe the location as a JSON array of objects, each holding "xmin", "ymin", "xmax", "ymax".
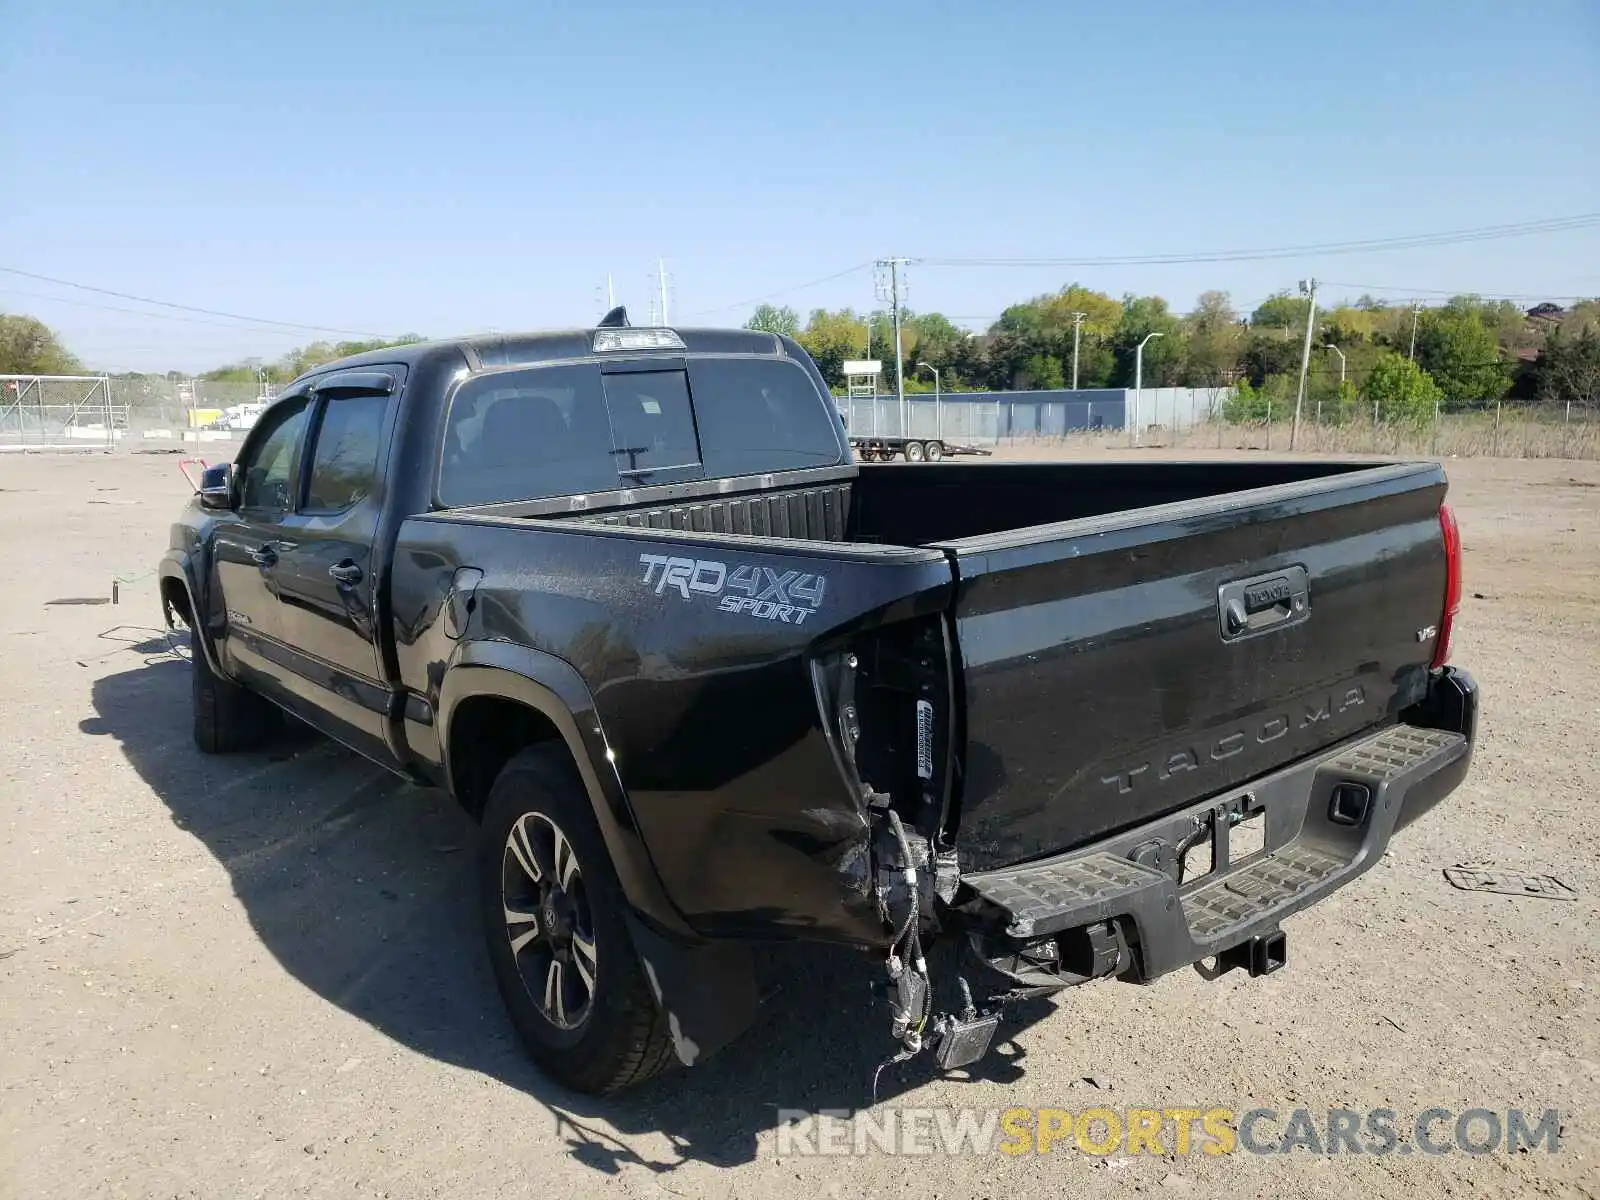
[{"xmin": 85, "ymin": 649, "xmax": 1061, "ymax": 1177}]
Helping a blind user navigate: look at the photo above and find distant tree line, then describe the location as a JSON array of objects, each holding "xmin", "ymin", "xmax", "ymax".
[
  {"xmin": 6, "ymin": 286, "xmax": 1598, "ymax": 426},
  {"xmin": 744, "ymin": 287, "xmax": 1600, "ymax": 422}
]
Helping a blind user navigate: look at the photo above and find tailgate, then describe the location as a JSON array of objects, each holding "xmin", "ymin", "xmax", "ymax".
[{"xmin": 939, "ymin": 463, "xmax": 1449, "ymax": 872}]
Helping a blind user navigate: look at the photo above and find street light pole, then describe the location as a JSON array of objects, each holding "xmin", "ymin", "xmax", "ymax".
[
  {"xmin": 1132, "ymin": 332, "xmax": 1163, "ymax": 447},
  {"xmin": 1070, "ymin": 311, "xmax": 1087, "ymax": 390},
  {"xmin": 917, "ymin": 362, "xmax": 941, "ymax": 440},
  {"xmin": 1322, "ymin": 344, "xmax": 1346, "ymax": 427}
]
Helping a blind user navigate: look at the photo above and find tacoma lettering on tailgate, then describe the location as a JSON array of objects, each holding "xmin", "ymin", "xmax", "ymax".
[{"xmin": 1100, "ymin": 683, "xmax": 1367, "ymax": 794}]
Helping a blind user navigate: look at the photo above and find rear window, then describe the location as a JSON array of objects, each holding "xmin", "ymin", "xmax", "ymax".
[
  {"xmin": 689, "ymin": 358, "xmax": 843, "ymax": 476},
  {"xmin": 437, "ymin": 355, "xmax": 843, "ymax": 507},
  {"xmin": 439, "ymin": 364, "xmax": 617, "ymax": 505}
]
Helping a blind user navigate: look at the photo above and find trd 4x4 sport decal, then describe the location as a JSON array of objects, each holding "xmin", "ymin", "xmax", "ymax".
[{"xmin": 637, "ymin": 554, "xmax": 826, "ymax": 626}]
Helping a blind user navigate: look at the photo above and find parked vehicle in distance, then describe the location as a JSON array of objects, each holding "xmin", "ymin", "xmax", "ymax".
[
  {"xmin": 159, "ymin": 310, "xmax": 1478, "ymax": 1094},
  {"xmin": 849, "ymin": 433, "xmax": 993, "ymax": 462}
]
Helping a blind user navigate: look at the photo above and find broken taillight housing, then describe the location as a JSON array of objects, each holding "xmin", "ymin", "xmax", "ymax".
[{"xmin": 1431, "ymin": 503, "xmax": 1461, "ymax": 670}]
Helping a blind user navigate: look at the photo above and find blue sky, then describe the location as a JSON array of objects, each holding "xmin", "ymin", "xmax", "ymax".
[{"xmin": 2, "ymin": 0, "xmax": 1597, "ymax": 372}]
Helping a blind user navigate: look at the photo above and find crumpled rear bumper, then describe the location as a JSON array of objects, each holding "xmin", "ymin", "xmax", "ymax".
[{"xmin": 959, "ymin": 667, "xmax": 1479, "ymax": 982}]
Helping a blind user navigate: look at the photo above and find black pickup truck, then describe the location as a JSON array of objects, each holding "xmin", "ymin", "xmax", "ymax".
[{"xmin": 159, "ymin": 312, "xmax": 1477, "ymax": 1094}]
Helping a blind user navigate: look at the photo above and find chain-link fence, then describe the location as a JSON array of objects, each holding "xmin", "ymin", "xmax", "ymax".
[
  {"xmin": 1, "ymin": 374, "xmax": 266, "ymax": 453},
  {"xmin": 0, "ymin": 375, "xmax": 119, "ymax": 448},
  {"xmin": 1149, "ymin": 401, "xmax": 1600, "ymax": 459}
]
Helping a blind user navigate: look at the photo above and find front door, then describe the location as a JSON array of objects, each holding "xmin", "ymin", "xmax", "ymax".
[
  {"xmin": 211, "ymin": 395, "xmax": 310, "ymax": 690},
  {"xmin": 270, "ymin": 375, "xmax": 399, "ymax": 761}
]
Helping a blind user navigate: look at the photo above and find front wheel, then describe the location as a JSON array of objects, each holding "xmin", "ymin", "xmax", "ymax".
[
  {"xmin": 904, "ymin": 440, "xmax": 926, "ymax": 462},
  {"xmin": 479, "ymin": 745, "xmax": 674, "ymax": 1094},
  {"xmin": 191, "ymin": 641, "xmax": 281, "ymax": 753}
]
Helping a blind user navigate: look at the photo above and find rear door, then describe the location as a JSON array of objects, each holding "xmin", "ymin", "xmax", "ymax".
[
  {"xmin": 940, "ymin": 465, "xmax": 1449, "ymax": 871},
  {"xmin": 270, "ymin": 369, "xmax": 401, "ymax": 761}
]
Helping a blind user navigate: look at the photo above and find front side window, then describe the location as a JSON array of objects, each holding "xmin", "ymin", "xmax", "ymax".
[
  {"xmin": 305, "ymin": 392, "xmax": 389, "ymax": 512},
  {"xmin": 237, "ymin": 397, "xmax": 309, "ymax": 512}
]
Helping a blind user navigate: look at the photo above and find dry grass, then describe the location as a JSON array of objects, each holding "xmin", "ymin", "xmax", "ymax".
[{"xmin": 1005, "ymin": 414, "xmax": 1600, "ymax": 460}]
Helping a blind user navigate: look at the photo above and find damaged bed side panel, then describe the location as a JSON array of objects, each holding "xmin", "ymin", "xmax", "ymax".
[{"xmin": 408, "ymin": 512, "xmax": 957, "ymax": 947}]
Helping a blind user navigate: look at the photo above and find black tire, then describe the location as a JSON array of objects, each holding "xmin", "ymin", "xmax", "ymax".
[
  {"xmin": 905, "ymin": 440, "xmax": 926, "ymax": 462},
  {"xmin": 924, "ymin": 440, "xmax": 944, "ymax": 462},
  {"xmin": 479, "ymin": 745, "xmax": 674, "ymax": 1094},
  {"xmin": 191, "ymin": 642, "xmax": 281, "ymax": 754}
]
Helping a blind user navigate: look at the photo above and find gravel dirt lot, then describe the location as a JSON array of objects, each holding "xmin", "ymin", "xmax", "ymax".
[{"xmin": 2, "ymin": 447, "xmax": 1596, "ymax": 1199}]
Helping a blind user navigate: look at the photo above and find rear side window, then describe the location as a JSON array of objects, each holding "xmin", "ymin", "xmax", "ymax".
[
  {"xmin": 440, "ymin": 364, "xmax": 618, "ymax": 505},
  {"xmin": 688, "ymin": 358, "xmax": 843, "ymax": 476},
  {"xmin": 304, "ymin": 393, "xmax": 388, "ymax": 512}
]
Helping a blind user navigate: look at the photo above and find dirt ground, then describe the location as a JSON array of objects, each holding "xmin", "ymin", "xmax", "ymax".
[{"xmin": 2, "ymin": 447, "xmax": 1596, "ymax": 1200}]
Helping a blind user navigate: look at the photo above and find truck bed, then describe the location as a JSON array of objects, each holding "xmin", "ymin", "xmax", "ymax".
[{"xmin": 407, "ymin": 457, "xmax": 1449, "ymax": 929}]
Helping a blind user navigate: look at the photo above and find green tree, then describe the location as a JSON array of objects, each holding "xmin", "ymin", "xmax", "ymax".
[
  {"xmin": 1113, "ymin": 295, "xmax": 1184, "ymax": 386},
  {"xmin": 744, "ymin": 304, "xmax": 800, "ymax": 336},
  {"xmin": 1180, "ymin": 290, "xmax": 1242, "ymax": 386},
  {"xmin": 1414, "ymin": 306, "xmax": 1509, "ymax": 408},
  {"xmin": 797, "ymin": 308, "xmax": 868, "ymax": 389},
  {"xmin": 1020, "ymin": 354, "xmax": 1064, "ymax": 389},
  {"xmin": 1250, "ymin": 293, "xmax": 1312, "ymax": 336},
  {"xmin": 0, "ymin": 314, "xmax": 82, "ymax": 374},
  {"xmin": 1537, "ymin": 325, "xmax": 1600, "ymax": 415},
  {"xmin": 1364, "ymin": 352, "xmax": 1443, "ymax": 427}
]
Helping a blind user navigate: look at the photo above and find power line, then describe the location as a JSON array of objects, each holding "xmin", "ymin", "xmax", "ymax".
[
  {"xmin": 0, "ymin": 265, "xmax": 391, "ymax": 338},
  {"xmin": 678, "ymin": 262, "xmax": 874, "ymax": 320},
  {"xmin": 1320, "ymin": 281, "xmax": 1598, "ymax": 303},
  {"xmin": 922, "ymin": 213, "xmax": 1600, "ymax": 268},
  {"xmin": 0, "ymin": 286, "xmax": 299, "ymax": 331}
]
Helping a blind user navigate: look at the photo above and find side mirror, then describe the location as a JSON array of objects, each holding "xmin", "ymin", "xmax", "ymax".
[{"xmin": 198, "ymin": 462, "xmax": 235, "ymax": 511}]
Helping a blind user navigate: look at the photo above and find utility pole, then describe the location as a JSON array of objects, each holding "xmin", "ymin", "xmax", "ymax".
[
  {"xmin": 653, "ymin": 259, "xmax": 671, "ymax": 325},
  {"xmin": 1070, "ymin": 311, "xmax": 1087, "ymax": 390},
  {"xmin": 875, "ymin": 258, "xmax": 912, "ymax": 436},
  {"xmin": 1409, "ymin": 302, "xmax": 1421, "ymax": 360},
  {"xmin": 1290, "ymin": 278, "xmax": 1318, "ymax": 451}
]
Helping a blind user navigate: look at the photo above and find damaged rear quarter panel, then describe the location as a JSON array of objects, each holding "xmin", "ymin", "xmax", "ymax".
[{"xmin": 394, "ymin": 512, "xmax": 954, "ymax": 945}]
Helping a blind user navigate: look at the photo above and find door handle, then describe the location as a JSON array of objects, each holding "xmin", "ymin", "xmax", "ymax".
[
  {"xmin": 250, "ymin": 545, "xmax": 277, "ymax": 566},
  {"xmin": 328, "ymin": 561, "xmax": 364, "ymax": 586}
]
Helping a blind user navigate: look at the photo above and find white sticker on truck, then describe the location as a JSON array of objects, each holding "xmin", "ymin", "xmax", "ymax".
[
  {"xmin": 916, "ymin": 699, "xmax": 934, "ymax": 779},
  {"xmin": 637, "ymin": 554, "xmax": 827, "ymax": 626}
]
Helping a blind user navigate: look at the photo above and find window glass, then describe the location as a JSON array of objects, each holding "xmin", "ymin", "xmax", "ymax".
[
  {"xmin": 439, "ymin": 364, "xmax": 617, "ymax": 505},
  {"xmin": 600, "ymin": 369, "xmax": 700, "ymax": 477},
  {"xmin": 687, "ymin": 358, "xmax": 843, "ymax": 476},
  {"xmin": 237, "ymin": 398, "xmax": 308, "ymax": 512},
  {"xmin": 304, "ymin": 393, "xmax": 388, "ymax": 512}
]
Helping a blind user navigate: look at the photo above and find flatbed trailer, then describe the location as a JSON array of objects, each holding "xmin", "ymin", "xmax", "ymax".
[{"xmin": 848, "ymin": 434, "xmax": 994, "ymax": 462}]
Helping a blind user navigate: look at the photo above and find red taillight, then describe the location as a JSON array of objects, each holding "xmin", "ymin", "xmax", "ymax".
[{"xmin": 1432, "ymin": 503, "xmax": 1462, "ymax": 669}]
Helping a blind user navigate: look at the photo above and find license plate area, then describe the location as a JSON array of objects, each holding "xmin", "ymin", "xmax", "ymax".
[{"xmin": 1179, "ymin": 792, "xmax": 1269, "ymax": 887}]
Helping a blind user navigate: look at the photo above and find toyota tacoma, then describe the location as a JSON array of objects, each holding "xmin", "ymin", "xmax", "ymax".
[{"xmin": 159, "ymin": 309, "xmax": 1478, "ymax": 1094}]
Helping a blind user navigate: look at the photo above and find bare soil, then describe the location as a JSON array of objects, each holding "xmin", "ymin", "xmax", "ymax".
[{"xmin": 2, "ymin": 449, "xmax": 1596, "ymax": 1199}]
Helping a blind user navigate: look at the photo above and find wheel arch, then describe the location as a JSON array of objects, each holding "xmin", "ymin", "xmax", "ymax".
[
  {"xmin": 437, "ymin": 642, "xmax": 695, "ymax": 939},
  {"xmin": 159, "ymin": 554, "xmax": 224, "ymax": 675}
]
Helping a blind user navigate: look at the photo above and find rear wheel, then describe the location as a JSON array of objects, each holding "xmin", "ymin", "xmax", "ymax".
[
  {"xmin": 191, "ymin": 642, "xmax": 281, "ymax": 753},
  {"xmin": 905, "ymin": 441, "xmax": 926, "ymax": 462},
  {"xmin": 479, "ymin": 745, "xmax": 674, "ymax": 1094},
  {"xmin": 924, "ymin": 440, "xmax": 945, "ymax": 462}
]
